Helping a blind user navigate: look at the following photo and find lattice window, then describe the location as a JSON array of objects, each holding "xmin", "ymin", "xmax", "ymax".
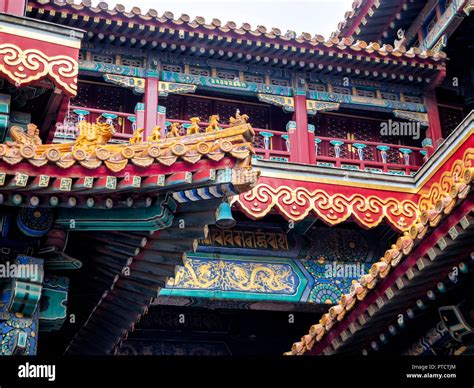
[
  {"xmin": 92, "ymin": 53, "xmax": 113, "ymax": 64},
  {"xmin": 381, "ymin": 92, "xmax": 398, "ymax": 101},
  {"xmin": 325, "ymin": 116, "xmax": 350, "ymax": 159},
  {"xmin": 244, "ymin": 104, "xmax": 269, "ymax": 129},
  {"xmin": 162, "ymin": 64, "xmax": 183, "ymax": 73},
  {"xmin": 71, "ymin": 82, "xmax": 92, "ymax": 107},
  {"xmin": 121, "ymin": 57, "xmax": 143, "ymax": 67},
  {"xmin": 253, "ymin": 133, "xmax": 265, "ymax": 149},
  {"xmin": 404, "ymin": 95, "xmax": 422, "ymax": 103},
  {"xmin": 439, "ymin": 105, "xmax": 464, "ymax": 137},
  {"xmin": 184, "ymin": 98, "xmax": 212, "ymax": 120},
  {"xmin": 244, "ymin": 73, "xmax": 264, "ymax": 84},
  {"xmin": 356, "ymin": 89, "xmax": 376, "ymax": 98},
  {"xmin": 351, "ymin": 119, "xmax": 379, "ymax": 161},
  {"xmin": 217, "ymin": 70, "xmax": 239, "ymax": 80},
  {"xmin": 189, "ymin": 66, "xmax": 211, "ymax": 76},
  {"xmin": 307, "ymin": 83, "xmax": 326, "ymax": 91},
  {"xmin": 164, "ymin": 95, "xmax": 182, "ymax": 119},
  {"xmin": 215, "ymin": 102, "xmax": 238, "ymax": 125},
  {"xmin": 333, "ymin": 86, "xmax": 351, "ymax": 95},
  {"xmin": 270, "ymin": 79, "xmax": 290, "ymax": 87}
]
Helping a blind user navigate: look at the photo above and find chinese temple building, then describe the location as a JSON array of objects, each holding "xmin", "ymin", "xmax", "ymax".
[{"xmin": 0, "ymin": 0, "xmax": 473, "ymax": 357}]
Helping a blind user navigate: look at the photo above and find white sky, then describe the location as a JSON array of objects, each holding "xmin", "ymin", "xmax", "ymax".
[{"xmin": 90, "ymin": 0, "xmax": 353, "ymax": 39}]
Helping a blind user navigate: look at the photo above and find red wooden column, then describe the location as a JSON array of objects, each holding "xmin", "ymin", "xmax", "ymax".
[
  {"xmin": 424, "ymin": 90, "xmax": 443, "ymax": 155},
  {"xmin": 293, "ymin": 94, "xmax": 312, "ymax": 164},
  {"xmin": 0, "ymin": 0, "xmax": 26, "ymax": 15},
  {"xmin": 143, "ymin": 73, "xmax": 159, "ymax": 138}
]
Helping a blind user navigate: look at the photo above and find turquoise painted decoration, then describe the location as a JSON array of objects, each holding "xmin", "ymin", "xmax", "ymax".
[
  {"xmin": 162, "ymin": 70, "xmax": 292, "ymax": 97},
  {"xmin": 0, "ymin": 314, "xmax": 38, "ymax": 355},
  {"xmin": 286, "ymin": 121, "xmax": 296, "ymax": 132},
  {"xmin": 281, "ymin": 134, "xmax": 290, "ymax": 152},
  {"xmin": 17, "ymin": 208, "xmax": 54, "ymax": 237},
  {"xmin": 127, "ymin": 116, "xmax": 137, "ymax": 131},
  {"xmin": 259, "ymin": 131, "xmax": 273, "ymax": 150},
  {"xmin": 352, "ymin": 143, "xmax": 367, "ymax": 160},
  {"xmin": 5, "ymin": 256, "xmax": 44, "ymax": 316},
  {"xmin": 55, "ymin": 195, "xmax": 176, "ymax": 231},
  {"xmin": 315, "ymin": 138, "xmax": 321, "ymax": 156},
  {"xmin": 39, "ymin": 276, "xmax": 69, "ymax": 331},
  {"xmin": 330, "ymin": 140, "xmax": 344, "ymax": 158},
  {"xmin": 161, "ymin": 253, "xmax": 307, "ymax": 302},
  {"xmin": 422, "ymin": 138, "xmax": 433, "ymax": 148},
  {"xmin": 307, "ymin": 90, "xmax": 426, "ymax": 113},
  {"xmin": 215, "ymin": 202, "xmax": 236, "ymax": 229},
  {"xmin": 101, "ymin": 112, "xmax": 117, "ymax": 125},
  {"xmin": 377, "ymin": 145, "xmax": 390, "ymax": 163},
  {"xmin": 0, "ymin": 93, "xmax": 10, "ymax": 142},
  {"xmin": 73, "ymin": 109, "xmax": 89, "ymax": 122},
  {"xmin": 399, "ymin": 147, "xmax": 413, "ymax": 165}
]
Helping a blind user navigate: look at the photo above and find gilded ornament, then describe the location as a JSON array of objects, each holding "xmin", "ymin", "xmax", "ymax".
[
  {"xmin": 167, "ymin": 122, "xmax": 182, "ymax": 138},
  {"xmin": 229, "ymin": 111, "xmax": 249, "ymax": 126},
  {"xmin": 186, "ymin": 117, "xmax": 201, "ymax": 135},
  {"xmin": 130, "ymin": 128, "xmax": 144, "ymax": 144},
  {"xmin": 205, "ymin": 115, "xmax": 220, "ymax": 132},
  {"xmin": 147, "ymin": 126, "xmax": 162, "ymax": 141},
  {"xmin": 220, "ymin": 140, "xmax": 233, "ymax": 153},
  {"xmin": 147, "ymin": 144, "xmax": 161, "ymax": 158},
  {"xmin": 196, "ymin": 142, "xmax": 211, "ymax": 154}
]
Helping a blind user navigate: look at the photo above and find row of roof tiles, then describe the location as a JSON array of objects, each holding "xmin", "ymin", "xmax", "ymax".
[
  {"xmin": 31, "ymin": 0, "xmax": 446, "ymax": 63},
  {"xmin": 286, "ymin": 166, "xmax": 473, "ymax": 355}
]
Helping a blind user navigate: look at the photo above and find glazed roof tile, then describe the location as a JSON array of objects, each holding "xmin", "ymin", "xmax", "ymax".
[
  {"xmin": 285, "ymin": 167, "xmax": 474, "ymax": 355},
  {"xmin": 30, "ymin": 0, "xmax": 447, "ymax": 63}
]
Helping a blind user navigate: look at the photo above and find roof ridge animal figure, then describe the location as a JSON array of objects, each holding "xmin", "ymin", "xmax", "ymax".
[
  {"xmin": 229, "ymin": 111, "xmax": 249, "ymax": 126},
  {"xmin": 8, "ymin": 124, "xmax": 42, "ymax": 148},
  {"xmin": 167, "ymin": 122, "xmax": 181, "ymax": 138},
  {"xmin": 130, "ymin": 128, "xmax": 144, "ymax": 144},
  {"xmin": 206, "ymin": 114, "xmax": 220, "ymax": 132},
  {"xmin": 74, "ymin": 119, "xmax": 115, "ymax": 151},
  {"xmin": 187, "ymin": 117, "xmax": 201, "ymax": 135},
  {"xmin": 147, "ymin": 126, "xmax": 162, "ymax": 141}
]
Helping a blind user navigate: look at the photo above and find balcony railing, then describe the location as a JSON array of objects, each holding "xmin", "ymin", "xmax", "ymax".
[
  {"xmin": 166, "ymin": 120, "xmax": 424, "ymax": 175},
  {"xmin": 52, "ymin": 111, "xmax": 425, "ymax": 175},
  {"xmin": 314, "ymin": 136, "xmax": 424, "ymax": 175},
  {"xmin": 252, "ymin": 130, "xmax": 424, "ymax": 175},
  {"xmin": 53, "ymin": 106, "xmax": 135, "ymax": 143}
]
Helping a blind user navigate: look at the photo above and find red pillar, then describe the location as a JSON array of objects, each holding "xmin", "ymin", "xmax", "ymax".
[
  {"xmin": 424, "ymin": 90, "xmax": 443, "ymax": 155},
  {"xmin": 143, "ymin": 75, "xmax": 159, "ymax": 138},
  {"xmin": 294, "ymin": 94, "xmax": 312, "ymax": 164},
  {"xmin": 0, "ymin": 0, "xmax": 26, "ymax": 15}
]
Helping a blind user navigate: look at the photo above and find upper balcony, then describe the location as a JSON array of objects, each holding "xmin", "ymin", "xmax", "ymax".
[{"xmin": 57, "ymin": 102, "xmax": 426, "ymax": 177}]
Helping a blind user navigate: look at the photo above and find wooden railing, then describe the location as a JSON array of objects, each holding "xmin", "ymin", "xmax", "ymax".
[
  {"xmin": 54, "ymin": 111, "xmax": 425, "ymax": 175},
  {"xmin": 314, "ymin": 136, "xmax": 425, "ymax": 175},
  {"xmin": 165, "ymin": 120, "xmax": 424, "ymax": 174}
]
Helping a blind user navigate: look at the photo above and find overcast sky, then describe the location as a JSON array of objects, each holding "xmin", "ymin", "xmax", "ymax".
[{"xmin": 91, "ymin": 0, "xmax": 353, "ymax": 39}]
